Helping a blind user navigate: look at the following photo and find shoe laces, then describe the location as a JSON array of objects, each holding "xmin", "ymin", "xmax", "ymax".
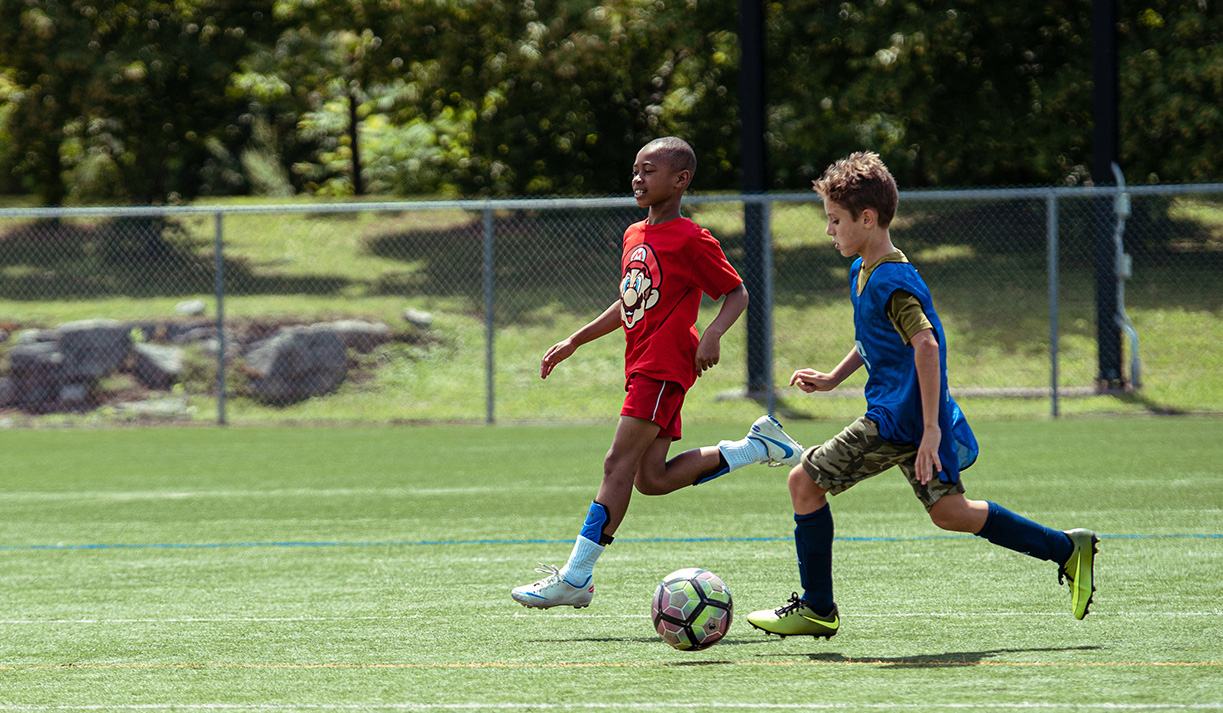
[
  {"xmin": 748, "ymin": 435, "xmax": 788, "ymax": 468},
  {"xmin": 775, "ymin": 592, "xmax": 807, "ymax": 617},
  {"xmin": 531, "ymin": 562, "xmax": 564, "ymax": 586}
]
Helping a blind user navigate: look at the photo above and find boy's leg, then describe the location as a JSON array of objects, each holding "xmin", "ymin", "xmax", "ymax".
[
  {"xmin": 691, "ymin": 415, "xmax": 805, "ymax": 486},
  {"xmin": 747, "ymin": 417, "xmax": 912, "ymax": 638},
  {"xmin": 511, "ymin": 415, "xmax": 659, "ymax": 609},
  {"xmin": 926, "ymin": 493, "xmax": 1097, "ymax": 619},
  {"xmin": 633, "ymin": 415, "xmax": 805, "ymax": 494},
  {"xmin": 746, "ymin": 466, "xmax": 839, "ymax": 638}
]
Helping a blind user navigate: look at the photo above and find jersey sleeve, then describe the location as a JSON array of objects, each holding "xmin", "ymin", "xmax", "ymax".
[
  {"xmin": 885, "ymin": 290, "xmax": 934, "ymax": 344},
  {"xmin": 691, "ymin": 229, "xmax": 743, "ymax": 299}
]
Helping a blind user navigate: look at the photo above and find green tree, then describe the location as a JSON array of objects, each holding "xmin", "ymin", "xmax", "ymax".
[
  {"xmin": 0, "ymin": 2, "xmax": 97, "ymax": 204},
  {"xmin": 1119, "ymin": 1, "xmax": 1223, "ymax": 183},
  {"xmin": 0, "ymin": 1, "xmax": 275, "ymax": 205},
  {"xmin": 764, "ymin": 0, "xmax": 1094, "ymax": 188}
]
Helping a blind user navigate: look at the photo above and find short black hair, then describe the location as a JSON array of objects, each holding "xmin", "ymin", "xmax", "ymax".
[{"xmin": 643, "ymin": 137, "xmax": 697, "ymax": 176}]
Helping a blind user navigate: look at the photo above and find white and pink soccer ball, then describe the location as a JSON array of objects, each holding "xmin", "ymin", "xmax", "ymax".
[{"xmin": 651, "ymin": 567, "xmax": 733, "ymax": 651}]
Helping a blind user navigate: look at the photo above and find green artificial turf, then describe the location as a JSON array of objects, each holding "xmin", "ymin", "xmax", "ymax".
[{"xmin": 1, "ymin": 418, "xmax": 1221, "ymax": 710}]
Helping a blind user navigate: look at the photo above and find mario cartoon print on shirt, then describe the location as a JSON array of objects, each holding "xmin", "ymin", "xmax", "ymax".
[{"xmin": 620, "ymin": 242, "xmax": 661, "ymax": 330}]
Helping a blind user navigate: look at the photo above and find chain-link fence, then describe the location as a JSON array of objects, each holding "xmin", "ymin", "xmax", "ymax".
[{"xmin": 1, "ymin": 185, "xmax": 1220, "ymax": 426}]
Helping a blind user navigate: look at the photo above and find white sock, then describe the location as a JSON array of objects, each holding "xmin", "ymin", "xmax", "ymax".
[
  {"xmin": 718, "ymin": 437, "xmax": 768, "ymax": 471},
  {"xmin": 558, "ymin": 535, "xmax": 603, "ymax": 586}
]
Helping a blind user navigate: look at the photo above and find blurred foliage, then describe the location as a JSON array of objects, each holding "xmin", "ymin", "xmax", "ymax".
[{"xmin": 1, "ymin": 0, "xmax": 1221, "ymax": 204}]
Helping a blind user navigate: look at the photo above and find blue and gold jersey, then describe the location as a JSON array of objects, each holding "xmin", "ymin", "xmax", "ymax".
[{"xmin": 849, "ymin": 254, "xmax": 978, "ymax": 482}]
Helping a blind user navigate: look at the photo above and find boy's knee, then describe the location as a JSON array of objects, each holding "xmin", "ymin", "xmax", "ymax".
[
  {"xmin": 929, "ymin": 507, "xmax": 958, "ymax": 532},
  {"xmin": 928, "ymin": 496, "xmax": 981, "ymax": 533},
  {"xmin": 788, "ymin": 465, "xmax": 827, "ymax": 511},
  {"xmin": 786, "ymin": 465, "xmax": 807, "ymax": 491},
  {"xmin": 633, "ymin": 472, "xmax": 667, "ymax": 496}
]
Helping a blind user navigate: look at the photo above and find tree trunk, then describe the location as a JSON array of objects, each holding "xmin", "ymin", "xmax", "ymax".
[{"xmin": 349, "ymin": 90, "xmax": 364, "ymax": 196}]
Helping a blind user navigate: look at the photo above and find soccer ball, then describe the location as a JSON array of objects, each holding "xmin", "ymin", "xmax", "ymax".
[{"xmin": 651, "ymin": 567, "xmax": 733, "ymax": 651}]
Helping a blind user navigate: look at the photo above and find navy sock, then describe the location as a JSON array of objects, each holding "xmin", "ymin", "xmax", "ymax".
[
  {"xmin": 975, "ymin": 501, "xmax": 1073, "ymax": 564},
  {"xmin": 693, "ymin": 453, "xmax": 731, "ymax": 486},
  {"xmin": 795, "ymin": 504, "xmax": 835, "ymax": 614}
]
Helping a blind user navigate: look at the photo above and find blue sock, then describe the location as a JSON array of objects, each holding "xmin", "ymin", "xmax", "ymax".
[
  {"xmin": 795, "ymin": 504, "xmax": 835, "ymax": 615},
  {"xmin": 975, "ymin": 501, "xmax": 1073, "ymax": 564}
]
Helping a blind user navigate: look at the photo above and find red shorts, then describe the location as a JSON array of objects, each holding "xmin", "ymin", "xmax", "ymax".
[{"xmin": 621, "ymin": 373, "xmax": 686, "ymax": 440}]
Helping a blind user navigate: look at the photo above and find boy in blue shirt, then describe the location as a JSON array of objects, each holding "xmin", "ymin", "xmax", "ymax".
[{"xmin": 746, "ymin": 152, "xmax": 1098, "ymax": 638}]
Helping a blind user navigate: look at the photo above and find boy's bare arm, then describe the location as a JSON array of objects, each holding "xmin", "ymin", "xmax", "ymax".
[
  {"xmin": 695, "ymin": 284, "xmax": 748, "ymax": 376},
  {"xmin": 541, "ymin": 301, "xmax": 623, "ymax": 379},
  {"xmin": 911, "ymin": 328, "xmax": 942, "ymax": 484},
  {"xmin": 790, "ymin": 347, "xmax": 864, "ymax": 392}
]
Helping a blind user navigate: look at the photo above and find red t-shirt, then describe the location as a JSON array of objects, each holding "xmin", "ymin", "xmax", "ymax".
[{"xmin": 618, "ymin": 217, "xmax": 743, "ymax": 390}]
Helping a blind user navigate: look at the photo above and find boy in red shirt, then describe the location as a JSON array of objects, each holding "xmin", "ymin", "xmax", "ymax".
[{"xmin": 512, "ymin": 137, "xmax": 803, "ymax": 609}]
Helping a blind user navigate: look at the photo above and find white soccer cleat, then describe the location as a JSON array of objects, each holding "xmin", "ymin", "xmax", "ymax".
[
  {"xmin": 511, "ymin": 563, "xmax": 595, "ymax": 609},
  {"xmin": 747, "ymin": 414, "xmax": 804, "ymax": 468}
]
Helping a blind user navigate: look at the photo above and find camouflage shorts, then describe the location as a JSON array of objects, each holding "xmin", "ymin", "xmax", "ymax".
[{"xmin": 799, "ymin": 416, "xmax": 966, "ymax": 511}]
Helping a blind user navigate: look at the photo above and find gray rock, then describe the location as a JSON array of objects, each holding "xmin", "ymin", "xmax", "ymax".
[
  {"xmin": 56, "ymin": 319, "xmax": 131, "ymax": 379},
  {"xmin": 174, "ymin": 299, "xmax": 207, "ymax": 316},
  {"xmin": 245, "ymin": 326, "xmax": 348, "ymax": 404},
  {"xmin": 8, "ymin": 339, "xmax": 65, "ymax": 379},
  {"xmin": 402, "ymin": 308, "xmax": 434, "ymax": 330},
  {"xmin": 113, "ymin": 396, "xmax": 191, "ymax": 420},
  {"xmin": 58, "ymin": 382, "xmax": 90, "ymax": 406},
  {"xmin": 133, "ymin": 343, "xmax": 184, "ymax": 389},
  {"xmin": 322, "ymin": 320, "xmax": 393, "ymax": 353}
]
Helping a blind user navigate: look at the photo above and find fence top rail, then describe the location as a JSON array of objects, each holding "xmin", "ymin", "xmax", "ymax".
[{"xmin": 2, "ymin": 182, "xmax": 1222, "ymax": 219}]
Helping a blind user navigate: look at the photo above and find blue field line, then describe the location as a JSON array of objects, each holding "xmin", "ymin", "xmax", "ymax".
[{"xmin": 0, "ymin": 533, "xmax": 1219, "ymax": 552}]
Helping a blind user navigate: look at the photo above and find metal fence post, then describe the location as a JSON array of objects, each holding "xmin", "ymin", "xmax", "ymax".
[
  {"xmin": 214, "ymin": 211, "xmax": 227, "ymax": 426},
  {"xmin": 1047, "ymin": 193, "xmax": 1060, "ymax": 418},
  {"xmin": 762, "ymin": 197, "xmax": 775, "ymax": 415},
  {"xmin": 484, "ymin": 205, "xmax": 495, "ymax": 425}
]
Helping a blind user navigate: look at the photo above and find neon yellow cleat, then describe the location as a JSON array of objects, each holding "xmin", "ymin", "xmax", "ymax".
[
  {"xmin": 1059, "ymin": 529, "xmax": 1099, "ymax": 620},
  {"xmin": 746, "ymin": 593, "xmax": 838, "ymax": 639}
]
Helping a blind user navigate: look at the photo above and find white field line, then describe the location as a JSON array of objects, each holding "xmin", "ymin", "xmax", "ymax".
[
  {"xmin": 0, "ymin": 703, "xmax": 1220, "ymax": 711},
  {"xmin": 0, "ymin": 486, "xmax": 586, "ymax": 501},
  {"xmin": 0, "ymin": 611, "xmax": 1219, "ymax": 625}
]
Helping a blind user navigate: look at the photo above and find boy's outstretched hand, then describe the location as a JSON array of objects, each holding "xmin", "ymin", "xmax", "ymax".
[
  {"xmin": 540, "ymin": 339, "xmax": 576, "ymax": 379},
  {"xmin": 790, "ymin": 368, "xmax": 838, "ymax": 392}
]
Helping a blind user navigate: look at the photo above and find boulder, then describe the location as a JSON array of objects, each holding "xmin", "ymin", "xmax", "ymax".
[
  {"xmin": 321, "ymin": 320, "xmax": 393, "ymax": 354},
  {"xmin": 58, "ymin": 382, "xmax": 91, "ymax": 408},
  {"xmin": 133, "ymin": 343, "xmax": 184, "ymax": 389},
  {"xmin": 402, "ymin": 308, "xmax": 434, "ymax": 330},
  {"xmin": 245, "ymin": 326, "xmax": 348, "ymax": 404},
  {"xmin": 174, "ymin": 299, "xmax": 207, "ymax": 316},
  {"xmin": 7, "ymin": 338, "xmax": 67, "ymax": 406},
  {"xmin": 56, "ymin": 319, "xmax": 131, "ymax": 379}
]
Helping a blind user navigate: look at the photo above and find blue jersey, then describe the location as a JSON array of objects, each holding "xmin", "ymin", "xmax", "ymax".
[{"xmin": 850, "ymin": 257, "xmax": 978, "ymax": 483}]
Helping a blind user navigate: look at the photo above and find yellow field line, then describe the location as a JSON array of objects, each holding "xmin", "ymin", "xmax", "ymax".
[{"xmin": 2, "ymin": 660, "xmax": 1220, "ymax": 671}]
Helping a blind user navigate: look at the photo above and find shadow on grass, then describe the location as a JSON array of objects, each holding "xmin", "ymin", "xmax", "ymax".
[
  {"xmin": 758, "ymin": 644, "xmax": 1104, "ymax": 669},
  {"xmin": 0, "ymin": 217, "xmax": 360, "ymax": 303},
  {"xmin": 529, "ymin": 636, "xmax": 771, "ymax": 648}
]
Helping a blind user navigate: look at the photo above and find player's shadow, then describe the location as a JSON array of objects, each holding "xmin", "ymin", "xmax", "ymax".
[
  {"xmin": 760, "ymin": 645, "xmax": 1102, "ymax": 669},
  {"xmin": 528, "ymin": 636, "xmax": 766, "ymax": 649}
]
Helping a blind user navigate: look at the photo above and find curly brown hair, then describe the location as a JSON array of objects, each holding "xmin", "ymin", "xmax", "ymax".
[{"xmin": 812, "ymin": 151, "xmax": 898, "ymax": 228}]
